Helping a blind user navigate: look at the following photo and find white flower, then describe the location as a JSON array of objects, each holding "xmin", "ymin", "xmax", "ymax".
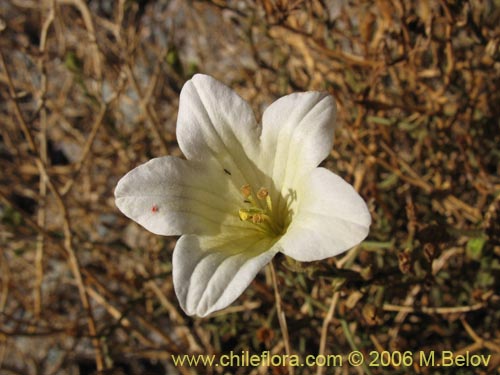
[{"xmin": 115, "ymin": 74, "xmax": 371, "ymax": 317}]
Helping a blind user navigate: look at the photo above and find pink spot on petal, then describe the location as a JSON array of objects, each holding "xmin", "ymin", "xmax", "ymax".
[{"xmin": 151, "ymin": 204, "xmax": 159, "ymax": 213}]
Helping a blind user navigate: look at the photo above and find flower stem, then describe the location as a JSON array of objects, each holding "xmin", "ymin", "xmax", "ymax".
[
  {"xmin": 340, "ymin": 319, "xmax": 373, "ymax": 375},
  {"xmin": 269, "ymin": 260, "xmax": 294, "ymax": 375}
]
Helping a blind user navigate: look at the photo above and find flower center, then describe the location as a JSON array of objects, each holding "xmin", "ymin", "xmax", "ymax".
[{"xmin": 238, "ymin": 184, "xmax": 285, "ymax": 236}]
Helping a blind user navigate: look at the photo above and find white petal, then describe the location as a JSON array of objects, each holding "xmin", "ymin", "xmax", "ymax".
[
  {"xmin": 260, "ymin": 92, "xmax": 336, "ymax": 192},
  {"xmin": 177, "ymin": 74, "xmax": 264, "ymax": 188},
  {"xmin": 115, "ymin": 156, "xmax": 246, "ymax": 236},
  {"xmin": 279, "ymin": 168, "xmax": 371, "ymax": 262},
  {"xmin": 173, "ymin": 233, "xmax": 278, "ymax": 317}
]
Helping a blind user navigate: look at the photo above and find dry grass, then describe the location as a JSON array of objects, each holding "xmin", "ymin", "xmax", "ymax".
[{"xmin": 0, "ymin": 0, "xmax": 499, "ymax": 374}]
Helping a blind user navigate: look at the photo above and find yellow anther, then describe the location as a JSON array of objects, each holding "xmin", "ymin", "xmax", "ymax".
[
  {"xmin": 238, "ymin": 209, "xmax": 250, "ymax": 221},
  {"xmin": 257, "ymin": 188, "xmax": 269, "ymax": 200},
  {"xmin": 239, "ymin": 207, "xmax": 265, "ymax": 222},
  {"xmin": 241, "ymin": 184, "xmax": 252, "ymax": 198}
]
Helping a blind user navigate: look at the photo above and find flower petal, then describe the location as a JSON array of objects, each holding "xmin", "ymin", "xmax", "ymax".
[
  {"xmin": 260, "ymin": 92, "xmax": 336, "ymax": 191},
  {"xmin": 279, "ymin": 168, "xmax": 371, "ymax": 262},
  {"xmin": 177, "ymin": 74, "xmax": 264, "ymax": 188},
  {"xmin": 115, "ymin": 156, "xmax": 246, "ymax": 236},
  {"xmin": 173, "ymin": 233, "xmax": 278, "ymax": 317}
]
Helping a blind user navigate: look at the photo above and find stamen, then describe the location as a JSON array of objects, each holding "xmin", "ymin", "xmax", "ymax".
[
  {"xmin": 238, "ymin": 184, "xmax": 283, "ymax": 236},
  {"xmin": 256, "ymin": 187, "xmax": 273, "ymax": 212},
  {"xmin": 252, "ymin": 213, "xmax": 264, "ymax": 224},
  {"xmin": 265, "ymin": 195, "xmax": 273, "ymax": 212},
  {"xmin": 257, "ymin": 188, "xmax": 268, "ymax": 200},
  {"xmin": 238, "ymin": 209, "xmax": 250, "ymax": 221},
  {"xmin": 241, "ymin": 184, "xmax": 258, "ymax": 206},
  {"xmin": 241, "ymin": 184, "xmax": 252, "ymax": 198}
]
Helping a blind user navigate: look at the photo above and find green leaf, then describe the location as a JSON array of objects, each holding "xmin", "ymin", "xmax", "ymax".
[{"xmin": 466, "ymin": 236, "xmax": 486, "ymax": 260}]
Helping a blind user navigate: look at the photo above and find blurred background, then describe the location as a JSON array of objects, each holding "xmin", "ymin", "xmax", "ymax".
[{"xmin": 0, "ymin": 0, "xmax": 499, "ymax": 374}]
